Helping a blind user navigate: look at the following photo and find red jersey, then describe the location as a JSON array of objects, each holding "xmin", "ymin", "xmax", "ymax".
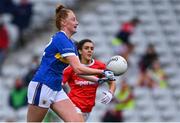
[
  {"xmin": 0, "ymin": 25, "xmax": 9, "ymax": 49},
  {"xmin": 62, "ymin": 59, "xmax": 106, "ymax": 113},
  {"xmin": 121, "ymin": 22, "xmax": 135, "ymax": 34}
]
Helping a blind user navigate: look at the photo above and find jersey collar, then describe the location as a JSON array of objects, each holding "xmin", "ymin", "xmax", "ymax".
[
  {"xmin": 84, "ymin": 59, "xmax": 95, "ymax": 67},
  {"xmin": 60, "ymin": 30, "xmax": 68, "ymax": 37},
  {"xmin": 60, "ymin": 30, "xmax": 72, "ymax": 40}
]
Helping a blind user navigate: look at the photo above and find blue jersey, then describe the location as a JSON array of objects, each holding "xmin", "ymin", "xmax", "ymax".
[{"xmin": 32, "ymin": 31, "xmax": 78, "ymax": 91}]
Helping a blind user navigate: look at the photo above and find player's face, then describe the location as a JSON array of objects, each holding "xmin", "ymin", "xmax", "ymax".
[
  {"xmin": 81, "ymin": 42, "xmax": 94, "ymax": 62},
  {"xmin": 64, "ymin": 11, "xmax": 78, "ymax": 35}
]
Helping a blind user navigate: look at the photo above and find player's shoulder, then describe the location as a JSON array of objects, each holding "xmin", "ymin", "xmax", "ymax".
[
  {"xmin": 55, "ymin": 31, "xmax": 65, "ymax": 36},
  {"xmin": 63, "ymin": 65, "xmax": 75, "ymax": 77},
  {"xmin": 53, "ymin": 31, "xmax": 68, "ymax": 41},
  {"xmin": 63, "ymin": 65, "xmax": 73, "ymax": 72},
  {"xmin": 94, "ymin": 59, "xmax": 106, "ymax": 67},
  {"xmin": 94, "ymin": 59, "xmax": 104, "ymax": 64}
]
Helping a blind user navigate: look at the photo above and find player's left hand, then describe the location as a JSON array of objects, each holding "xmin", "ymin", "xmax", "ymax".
[{"xmin": 100, "ymin": 90, "xmax": 113, "ymax": 104}]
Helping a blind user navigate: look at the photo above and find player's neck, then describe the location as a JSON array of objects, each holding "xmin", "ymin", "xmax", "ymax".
[
  {"xmin": 81, "ymin": 59, "xmax": 92, "ymax": 65},
  {"xmin": 60, "ymin": 29, "xmax": 72, "ymax": 38}
]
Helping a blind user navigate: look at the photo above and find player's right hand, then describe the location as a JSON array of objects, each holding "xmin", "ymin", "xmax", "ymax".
[{"xmin": 103, "ymin": 70, "xmax": 115, "ymax": 81}]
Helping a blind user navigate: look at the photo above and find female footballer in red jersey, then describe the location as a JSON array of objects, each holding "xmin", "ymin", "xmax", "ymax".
[{"xmin": 62, "ymin": 39, "xmax": 116, "ymax": 121}]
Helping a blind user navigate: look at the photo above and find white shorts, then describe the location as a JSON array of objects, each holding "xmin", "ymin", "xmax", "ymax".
[
  {"xmin": 28, "ymin": 81, "xmax": 69, "ymax": 108},
  {"xmin": 74, "ymin": 106, "xmax": 90, "ymax": 121}
]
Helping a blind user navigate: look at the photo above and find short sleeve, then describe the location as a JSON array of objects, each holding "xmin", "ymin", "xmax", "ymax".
[
  {"xmin": 101, "ymin": 63, "xmax": 106, "ymax": 70},
  {"xmin": 62, "ymin": 66, "xmax": 73, "ymax": 84},
  {"xmin": 95, "ymin": 60, "xmax": 106, "ymax": 78},
  {"xmin": 99, "ymin": 63, "xmax": 106, "ymax": 78},
  {"xmin": 98, "ymin": 61, "xmax": 106, "ymax": 70}
]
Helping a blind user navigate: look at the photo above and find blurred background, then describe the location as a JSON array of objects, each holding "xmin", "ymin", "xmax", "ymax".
[{"xmin": 0, "ymin": 0, "xmax": 180, "ymax": 122}]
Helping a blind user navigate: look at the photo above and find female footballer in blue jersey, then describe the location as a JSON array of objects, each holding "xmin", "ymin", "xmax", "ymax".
[{"xmin": 27, "ymin": 4, "xmax": 115, "ymax": 122}]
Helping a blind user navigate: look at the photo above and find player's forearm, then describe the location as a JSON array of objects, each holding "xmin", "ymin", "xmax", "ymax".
[
  {"xmin": 76, "ymin": 65, "xmax": 103, "ymax": 75},
  {"xmin": 78, "ymin": 75, "xmax": 99, "ymax": 82},
  {"xmin": 67, "ymin": 55, "xmax": 103, "ymax": 75},
  {"xmin": 108, "ymin": 81, "xmax": 116, "ymax": 95}
]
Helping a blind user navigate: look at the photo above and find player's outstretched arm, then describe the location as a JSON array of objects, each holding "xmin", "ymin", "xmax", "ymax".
[
  {"xmin": 78, "ymin": 75, "xmax": 115, "ymax": 84},
  {"xmin": 66, "ymin": 55, "xmax": 103, "ymax": 75},
  {"xmin": 65, "ymin": 55, "xmax": 115, "ymax": 80}
]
